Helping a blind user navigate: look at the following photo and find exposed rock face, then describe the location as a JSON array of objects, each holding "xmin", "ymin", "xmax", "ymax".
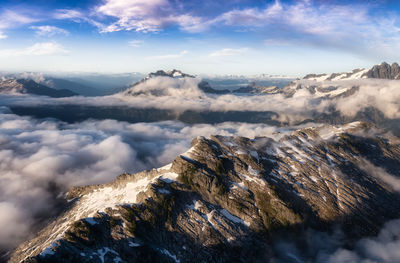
[
  {"xmin": 10, "ymin": 122, "xmax": 400, "ymax": 263},
  {"xmin": 0, "ymin": 79, "xmax": 77, "ymax": 97},
  {"xmin": 364, "ymin": 62, "xmax": 400, "ymax": 80}
]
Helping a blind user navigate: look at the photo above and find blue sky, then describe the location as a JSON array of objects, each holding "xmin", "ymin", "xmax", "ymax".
[{"xmin": 0, "ymin": 0, "xmax": 399, "ymax": 76}]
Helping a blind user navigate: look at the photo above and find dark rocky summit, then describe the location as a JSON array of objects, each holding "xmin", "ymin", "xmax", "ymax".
[
  {"xmin": 10, "ymin": 122, "xmax": 400, "ymax": 263},
  {"xmin": 364, "ymin": 62, "xmax": 400, "ymax": 80}
]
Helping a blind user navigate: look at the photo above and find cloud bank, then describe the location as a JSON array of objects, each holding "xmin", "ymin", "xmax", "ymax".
[
  {"xmin": 1, "ymin": 76, "xmax": 400, "ymax": 125},
  {"xmin": 0, "ymin": 108, "xmax": 295, "ymax": 250}
]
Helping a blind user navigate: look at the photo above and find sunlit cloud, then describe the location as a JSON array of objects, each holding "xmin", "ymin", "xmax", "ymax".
[{"xmin": 95, "ymin": 0, "xmax": 204, "ymax": 33}]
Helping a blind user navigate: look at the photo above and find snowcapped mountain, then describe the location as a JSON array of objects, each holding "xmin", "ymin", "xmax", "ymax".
[
  {"xmin": 303, "ymin": 62, "xmax": 400, "ymax": 81},
  {"xmin": 280, "ymin": 62, "xmax": 400, "ymax": 100},
  {"xmin": 10, "ymin": 121, "xmax": 400, "ymax": 263},
  {"xmin": 120, "ymin": 69, "xmax": 229, "ymax": 97}
]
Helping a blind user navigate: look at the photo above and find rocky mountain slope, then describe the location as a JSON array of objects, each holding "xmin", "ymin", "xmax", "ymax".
[
  {"xmin": 303, "ymin": 62, "xmax": 400, "ymax": 81},
  {"xmin": 0, "ymin": 79, "xmax": 77, "ymax": 98},
  {"xmin": 10, "ymin": 122, "xmax": 400, "ymax": 262}
]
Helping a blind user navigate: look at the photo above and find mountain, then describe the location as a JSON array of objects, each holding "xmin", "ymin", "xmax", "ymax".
[
  {"xmin": 10, "ymin": 122, "xmax": 400, "ymax": 262},
  {"xmin": 364, "ymin": 62, "xmax": 400, "ymax": 79},
  {"xmin": 122, "ymin": 69, "xmax": 230, "ymax": 96},
  {"xmin": 232, "ymin": 82, "xmax": 280, "ymax": 94},
  {"xmin": 303, "ymin": 62, "xmax": 400, "ymax": 81},
  {"xmin": 47, "ymin": 78, "xmax": 101, "ymax": 96},
  {"xmin": 0, "ymin": 79, "xmax": 77, "ymax": 98}
]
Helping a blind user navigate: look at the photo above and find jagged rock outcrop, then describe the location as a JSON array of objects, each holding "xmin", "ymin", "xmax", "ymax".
[
  {"xmin": 0, "ymin": 79, "xmax": 77, "ymax": 98},
  {"xmin": 10, "ymin": 122, "xmax": 400, "ymax": 263},
  {"xmin": 363, "ymin": 62, "xmax": 400, "ymax": 80}
]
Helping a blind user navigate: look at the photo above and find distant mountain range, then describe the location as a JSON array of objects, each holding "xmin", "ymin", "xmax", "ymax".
[{"xmin": 0, "ymin": 79, "xmax": 77, "ymax": 98}]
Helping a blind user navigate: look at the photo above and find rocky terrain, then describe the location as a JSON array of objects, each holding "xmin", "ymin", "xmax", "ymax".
[
  {"xmin": 9, "ymin": 121, "xmax": 400, "ymax": 262},
  {"xmin": 0, "ymin": 78, "xmax": 77, "ymax": 98},
  {"xmin": 303, "ymin": 62, "xmax": 400, "ymax": 81}
]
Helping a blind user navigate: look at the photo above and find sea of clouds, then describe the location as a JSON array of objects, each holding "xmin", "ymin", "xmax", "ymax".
[{"xmin": 0, "ymin": 106, "xmax": 301, "ymax": 251}]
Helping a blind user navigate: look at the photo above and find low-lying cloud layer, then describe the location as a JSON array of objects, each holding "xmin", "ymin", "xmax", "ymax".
[
  {"xmin": 0, "ymin": 107, "xmax": 296, "ymax": 250},
  {"xmin": 3, "ymin": 76, "xmax": 399, "ymax": 123}
]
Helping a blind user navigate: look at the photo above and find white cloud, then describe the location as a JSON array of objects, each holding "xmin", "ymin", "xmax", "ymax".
[
  {"xmin": 128, "ymin": 40, "xmax": 144, "ymax": 47},
  {"xmin": 95, "ymin": 0, "xmax": 204, "ymax": 33},
  {"xmin": 209, "ymin": 48, "xmax": 248, "ymax": 57},
  {"xmin": 0, "ymin": 32, "xmax": 7, "ymax": 39},
  {"xmin": 30, "ymin": 25, "xmax": 69, "ymax": 37},
  {"xmin": 146, "ymin": 50, "xmax": 188, "ymax": 60},
  {"xmin": 53, "ymin": 9, "xmax": 83, "ymax": 20},
  {"xmin": 53, "ymin": 9, "xmax": 105, "ymax": 30},
  {"xmin": 0, "ymin": 42, "xmax": 68, "ymax": 57},
  {"xmin": 0, "ymin": 10, "xmax": 38, "ymax": 29}
]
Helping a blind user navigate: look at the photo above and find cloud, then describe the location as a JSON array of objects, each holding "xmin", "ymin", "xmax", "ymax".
[
  {"xmin": 146, "ymin": 50, "xmax": 189, "ymax": 60},
  {"xmin": 53, "ymin": 9, "xmax": 105, "ymax": 30},
  {"xmin": 0, "ymin": 32, "xmax": 6, "ymax": 39},
  {"xmin": 201, "ymin": 0, "xmax": 400, "ymax": 58},
  {"xmin": 0, "ymin": 42, "xmax": 68, "ymax": 57},
  {"xmin": 128, "ymin": 40, "xmax": 144, "ymax": 47},
  {"xmin": 0, "ymin": 108, "xmax": 296, "ymax": 250},
  {"xmin": 0, "ymin": 10, "xmax": 38, "ymax": 30},
  {"xmin": 95, "ymin": 0, "xmax": 204, "ymax": 33},
  {"xmin": 318, "ymin": 219, "xmax": 400, "ymax": 263},
  {"xmin": 47, "ymin": 0, "xmax": 400, "ymax": 59},
  {"xmin": 209, "ymin": 48, "xmax": 248, "ymax": 57},
  {"xmin": 30, "ymin": 25, "xmax": 69, "ymax": 37},
  {"xmin": 1, "ymin": 75, "xmax": 399, "ymax": 124}
]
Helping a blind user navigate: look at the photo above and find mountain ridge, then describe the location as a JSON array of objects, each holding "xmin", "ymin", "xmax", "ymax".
[{"xmin": 10, "ymin": 121, "xmax": 400, "ymax": 263}]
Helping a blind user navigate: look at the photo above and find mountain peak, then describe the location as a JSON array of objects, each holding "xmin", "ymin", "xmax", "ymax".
[
  {"xmin": 365, "ymin": 61, "xmax": 400, "ymax": 79},
  {"xmin": 145, "ymin": 69, "xmax": 195, "ymax": 80}
]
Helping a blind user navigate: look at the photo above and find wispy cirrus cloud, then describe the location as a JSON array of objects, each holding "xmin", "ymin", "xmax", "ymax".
[
  {"xmin": 206, "ymin": 0, "xmax": 400, "ymax": 57},
  {"xmin": 0, "ymin": 9, "xmax": 38, "ymax": 29},
  {"xmin": 146, "ymin": 50, "xmax": 189, "ymax": 60},
  {"xmin": 53, "ymin": 9, "xmax": 105, "ymax": 30},
  {"xmin": 0, "ymin": 42, "xmax": 68, "ymax": 57},
  {"xmin": 30, "ymin": 25, "xmax": 69, "ymax": 37},
  {"xmin": 128, "ymin": 40, "xmax": 144, "ymax": 47},
  {"xmin": 0, "ymin": 32, "xmax": 7, "ymax": 39},
  {"xmin": 208, "ymin": 48, "xmax": 249, "ymax": 57}
]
